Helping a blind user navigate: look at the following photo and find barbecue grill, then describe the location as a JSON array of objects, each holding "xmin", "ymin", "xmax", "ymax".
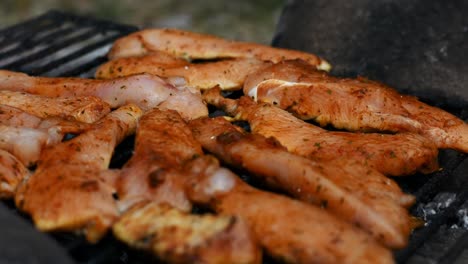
[{"xmin": 0, "ymin": 9, "xmax": 467, "ymax": 264}]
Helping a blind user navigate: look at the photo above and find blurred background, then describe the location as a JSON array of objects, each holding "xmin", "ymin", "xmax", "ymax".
[{"xmin": 0, "ymin": 0, "xmax": 285, "ymax": 44}]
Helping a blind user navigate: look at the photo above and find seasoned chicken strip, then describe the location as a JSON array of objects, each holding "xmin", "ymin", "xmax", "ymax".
[
  {"xmin": 117, "ymin": 109, "xmax": 261, "ymax": 263},
  {"xmin": 16, "ymin": 105, "xmax": 142, "ymax": 242},
  {"xmin": 118, "ymin": 108, "xmax": 203, "ymax": 212},
  {"xmin": 0, "ymin": 90, "xmax": 110, "ymax": 123},
  {"xmin": 244, "ymin": 60, "xmax": 468, "ymax": 152},
  {"xmin": 114, "ymin": 202, "xmax": 261, "ymax": 264},
  {"xmin": 203, "ymin": 89, "xmax": 439, "ymax": 176},
  {"xmin": 0, "ymin": 70, "xmax": 207, "ymax": 119},
  {"xmin": 190, "ymin": 117, "xmax": 413, "ymax": 248},
  {"xmin": 0, "ymin": 125, "xmax": 62, "ymax": 167},
  {"xmin": 0, "ymin": 149, "xmax": 30, "ymax": 199},
  {"xmin": 96, "ymin": 55, "xmax": 270, "ymax": 90},
  {"xmin": 107, "ymin": 28, "xmax": 331, "ymax": 71},
  {"xmin": 0, "ymin": 104, "xmax": 91, "ymax": 134},
  {"xmin": 181, "ymin": 155, "xmax": 394, "ymax": 264}
]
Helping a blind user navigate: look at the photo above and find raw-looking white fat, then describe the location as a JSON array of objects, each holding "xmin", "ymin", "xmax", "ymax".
[
  {"xmin": 166, "ymin": 76, "xmax": 187, "ymax": 88},
  {"xmin": 247, "ymin": 85, "xmax": 258, "ymax": 101},
  {"xmin": 204, "ymin": 168, "xmax": 236, "ymax": 195},
  {"xmin": 251, "ymin": 79, "xmax": 312, "ymax": 102},
  {"xmin": 317, "ymin": 60, "xmax": 332, "ymax": 72}
]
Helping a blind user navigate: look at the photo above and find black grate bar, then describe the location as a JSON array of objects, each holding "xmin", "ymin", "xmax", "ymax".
[
  {"xmin": 1, "ymin": 28, "xmax": 104, "ymax": 70},
  {"xmin": 0, "ymin": 12, "xmax": 57, "ymax": 46},
  {"xmin": 58, "ymin": 56, "xmax": 109, "ymax": 77},
  {"xmin": 29, "ymin": 34, "xmax": 122, "ymax": 76},
  {"xmin": 44, "ymin": 10, "xmax": 137, "ymax": 33},
  {"xmin": 0, "ymin": 24, "xmax": 76, "ymax": 59}
]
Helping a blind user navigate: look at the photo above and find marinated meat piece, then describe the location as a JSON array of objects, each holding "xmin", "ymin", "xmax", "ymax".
[
  {"xmin": 0, "ymin": 104, "xmax": 91, "ymax": 134},
  {"xmin": 190, "ymin": 117, "xmax": 413, "ymax": 248},
  {"xmin": 16, "ymin": 105, "xmax": 142, "ymax": 242},
  {"xmin": 182, "ymin": 155, "xmax": 394, "ymax": 264},
  {"xmin": 0, "ymin": 125, "xmax": 62, "ymax": 167},
  {"xmin": 118, "ymin": 108, "xmax": 203, "ymax": 212},
  {"xmin": 107, "ymin": 29, "xmax": 331, "ymax": 71},
  {"xmin": 0, "ymin": 90, "xmax": 110, "ymax": 123},
  {"xmin": 0, "ymin": 71, "xmax": 207, "ymax": 119},
  {"xmin": 96, "ymin": 55, "xmax": 270, "ymax": 90},
  {"xmin": 244, "ymin": 60, "xmax": 468, "ymax": 152},
  {"xmin": 203, "ymin": 89, "xmax": 439, "ymax": 176},
  {"xmin": 114, "ymin": 202, "xmax": 261, "ymax": 264},
  {"xmin": 0, "ymin": 149, "xmax": 30, "ymax": 199},
  {"xmin": 0, "ymin": 104, "xmax": 43, "ymax": 127}
]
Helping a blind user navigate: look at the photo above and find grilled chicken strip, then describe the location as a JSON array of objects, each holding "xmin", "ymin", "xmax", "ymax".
[
  {"xmin": 0, "ymin": 90, "xmax": 110, "ymax": 123},
  {"xmin": 0, "ymin": 125, "xmax": 62, "ymax": 167},
  {"xmin": 16, "ymin": 105, "xmax": 142, "ymax": 242},
  {"xmin": 203, "ymin": 89, "xmax": 439, "ymax": 176},
  {"xmin": 107, "ymin": 28, "xmax": 331, "ymax": 71},
  {"xmin": 181, "ymin": 155, "xmax": 394, "ymax": 264},
  {"xmin": 244, "ymin": 60, "xmax": 468, "ymax": 152},
  {"xmin": 190, "ymin": 117, "xmax": 413, "ymax": 248},
  {"xmin": 0, "ymin": 149, "xmax": 30, "ymax": 199},
  {"xmin": 117, "ymin": 109, "xmax": 261, "ymax": 263},
  {"xmin": 114, "ymin": 202, "xmax": 261, "ymax": 264},
  {"xmin": 118, "ymin": 108, "xmax": 203, "ymax": 212},
  {"xmin": 96, "ymin": 54, "xmax": 270, "ymax": 90},
  {"xmin": 0, "ymin": 70, "xmax": 207, "ymax": 119},
  {"xmin": 0, "ymin": 104, "xmax": 91, "ymax": 134}
]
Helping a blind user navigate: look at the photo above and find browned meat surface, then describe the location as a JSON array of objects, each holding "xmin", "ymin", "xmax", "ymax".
[
  {"xmin": 181, "ymin": 155, "xmax": 394, "ymax": 264},
  {"xmin": 244, "ymin": 60, "xmax": 468, "ymax": 152},
  {"xmin": 0, "ymin": 149, "xmax": 30, "ymax": 199},
  {"xmin": 96, "ymin": 55, "xmax": 270, "ymax": 90},
  {"xmin": 117, "ymin": 108, "xmax": 203, "ymax": 212},
  {"xmin": 107, "ymin": 29, "xmax": 331, "ymax": 71},
  {"xmin": 16, "ymin": 105, "xmax": 142, "ymax": 242},
  {"xmin": 0, "ymin": 90, "xmax": 110, "ymax": 123},
  {"xmin": 189, "ymin": 117, "xmax": 413, "ymax": 248},
  {"xmin": 114, "ymin": 202, "xmax": 261, "ymax": 264},
  {"xmin": 116, "ymin": 109, "xmax": 262, "ymax": 263},
  {"xmin": 203, "ymin": 89, "xmax": 439, "ymax": 176},
  {"xmin": 0, "ymin": 70, "xmax": 207, "ymax": 119}
]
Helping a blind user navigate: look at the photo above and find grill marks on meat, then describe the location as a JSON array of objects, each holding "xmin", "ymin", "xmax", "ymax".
[
  {"xmin": 117, "ymin": 108, "xmax": 203, "ymax": 212},
  {"xmin": 182, "ymin": 155, "xmax": 394, "ymax": 264},
  {"xmin": 203, "ymin": 89, "xmax": 439, "ymax": 176},
  {"xmin": 114, "ymin": 202, "xmax": 261, "ymax": 264},
  {"xmin": 0, "ymin": 149, "xmax": 29, "ymax": 199},
  {"xmin": 0, "ymin": 70, "xmax": 208, "ymax": 120},
  {"xmin": 244, "ymin": 60, "xmax": 468, "ymax": 152},
  {"xmin": 107, "ymin": 28, "xmax": 331, "ymax": 71},
  {"xmin": 0, "ymin": 90, "xmax": 110, "ymax": 123},
  {"xmin": 96, "ymin": 54, "xmax": 271, "ymax": 91},
  {"xmin": 16, "ymin": 105, "xmax": 142, "ymax": 242},
  {"xmin": 190, "ymin": 117, "xmax": 413, "ymax": 248}
]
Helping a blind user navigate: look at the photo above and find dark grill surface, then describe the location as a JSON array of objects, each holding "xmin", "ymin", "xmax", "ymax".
[{"xmin": 0, "ymin": 10, "xmax": 467, "ymax": 264}]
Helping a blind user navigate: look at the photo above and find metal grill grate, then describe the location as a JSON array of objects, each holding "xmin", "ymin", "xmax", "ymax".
[{"xmin": 0, "ymin": 10, "xmax": 467, "ymax": 264}]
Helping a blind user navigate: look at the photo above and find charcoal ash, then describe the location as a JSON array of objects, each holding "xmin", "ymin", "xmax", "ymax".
[
  {"xmin": 451, "ymin": 201, "xmax": 468, "ymax": 229},
  {"xmin": 415, "ymin": 192, "xmax": 457, "ymax": 224}
]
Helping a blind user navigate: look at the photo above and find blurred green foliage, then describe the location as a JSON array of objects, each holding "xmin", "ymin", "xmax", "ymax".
[{"xmin": 0, "ymin": 0, "xmax": 284, "ymax": 44}]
